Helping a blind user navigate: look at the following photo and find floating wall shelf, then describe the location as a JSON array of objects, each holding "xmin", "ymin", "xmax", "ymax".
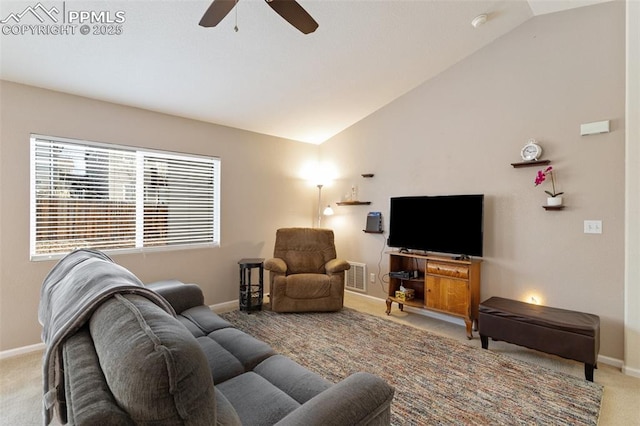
[
  {"xmin": 336, "ymin": 201, "xmax": 371, "ymax": 206},
  {"xmin": 511, "ymin": 159, "xmax": 551, "ymax": 168},
  {"xmin": 542, "ymin": 205, "xmax": 565, "ymax": 211}
]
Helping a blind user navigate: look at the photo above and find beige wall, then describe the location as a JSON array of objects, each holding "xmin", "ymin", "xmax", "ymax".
[
  {"xmin": 0, "ymin": 81, "xmax": 319, "ymax": 351},
  {"xmin": 320, "ymin": 3, "xmax": 626, "ymax": 360}
]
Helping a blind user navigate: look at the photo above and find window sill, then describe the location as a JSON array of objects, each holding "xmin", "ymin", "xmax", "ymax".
[{"xmin": 30, "ymin": 242, "xmax": 219, "ymax": 262}]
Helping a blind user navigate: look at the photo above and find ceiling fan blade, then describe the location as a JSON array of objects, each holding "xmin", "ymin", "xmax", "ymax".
[
  {"xmin": 265, "ymin": 0, "xmax": 318, "ymax": 34},
  {"xmin": 199, "ymin": 0, "xmax": 238, "ymax": 27}
]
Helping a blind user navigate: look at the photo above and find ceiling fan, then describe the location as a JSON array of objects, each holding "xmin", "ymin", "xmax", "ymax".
[{"xmin": 199, "ymin": 0, "xmax": 319, "ymax": 34}]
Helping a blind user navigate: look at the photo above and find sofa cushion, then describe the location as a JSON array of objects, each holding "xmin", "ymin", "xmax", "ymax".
[
  {"xmin": 253, "ymin": 355, "xmax": 332, "ymax": 404},
  {"xmin": 217, "ymin": 372, "xmax": 301, "ymax": 425},
  {"xmin": 214, "ymin": 388, "xmax": 242, "ymax": 426},
  {"xmin": 197, "ymin": 327, "xmax": 276, "ymax": 384},
  {"xmin": 180, "ymin": 305, "xmax": 235, "ymax": 335},
  {"xmin": 89, "ymin": 294, "xmax": 216, "ymax": 425},
  {"xmin": 197, "ymin": 336, "xmax": 246, "ymax": 384},
  {"xmin": 210, "ymin": 327, "xmax": 276, "ymax": 371},
  {"xmin": 215, "ymin": 356, "xmax": 334, "ymax": 426}
]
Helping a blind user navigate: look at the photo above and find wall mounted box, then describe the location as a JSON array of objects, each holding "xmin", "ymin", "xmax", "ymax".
[
  {"xmin": 365, "ymin": 211, "xmax": 383, "ymax": 233},
  {"xmin": 580, "ymin": 120, "xmax": 610, "ymax": 136}
]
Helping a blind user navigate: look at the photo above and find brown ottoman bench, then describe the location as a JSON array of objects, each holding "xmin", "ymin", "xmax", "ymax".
[{"xmin": 478, "ymin": 296, "xmax": 600, "ymax": 381}]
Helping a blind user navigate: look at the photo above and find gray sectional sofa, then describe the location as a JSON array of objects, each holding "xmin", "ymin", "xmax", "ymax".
[{"xmin": 39, "ymin": 249, "xmax": 394, "ymax": 425}]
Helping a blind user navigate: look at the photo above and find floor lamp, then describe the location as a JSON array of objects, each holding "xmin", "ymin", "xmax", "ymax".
[{"xmin": 316, "ymin": 184, "xmax": 334, "ymax": 227}]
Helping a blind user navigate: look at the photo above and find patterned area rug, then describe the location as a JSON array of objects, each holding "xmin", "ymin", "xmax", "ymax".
[{"xmin": 220, "ymin": 308, "xmax": 602, "ymax": 425}]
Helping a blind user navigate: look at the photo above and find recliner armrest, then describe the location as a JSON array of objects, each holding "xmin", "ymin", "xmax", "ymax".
[
  {"xmin": 274, "ymin": 372, "xmax": 394, "ymax": 426},
  {"xmin": 264, "ymin": 258, "xmax": 287, "ymax": 274},
  {"xmin": 325, "ymin": 259, "xmax": 350, "ymax": 274},
  {"xmin": 146, "ymin": 280, "xmax": 205, "ymax": 314}
]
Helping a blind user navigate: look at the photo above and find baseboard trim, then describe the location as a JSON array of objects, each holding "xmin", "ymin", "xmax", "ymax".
[
  {"xmin": 599, "ymin": 354, "xmax": 624, "ymax": 369},
  {"xmin": 210, "ymin": 300, "xmax": 239, "ymax": 313},
  {"xmin": 0, "ymin": 342, "xmax": 45, "ymax": 360},
  {"xmin": 622, "ymin": 364, "xmax": 640, "ymax": 378},
  {"xmin": 210, "ymin": 294, "xmax": 271, "ymax": 313}
]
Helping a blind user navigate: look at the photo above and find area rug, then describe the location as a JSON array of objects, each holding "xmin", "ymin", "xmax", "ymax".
[{"xmin": 219, "ymin": 308, "xmax": 602, "ymax": 425}]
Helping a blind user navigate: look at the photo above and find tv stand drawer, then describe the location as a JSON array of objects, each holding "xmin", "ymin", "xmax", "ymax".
[{"xmin": 427, "ymin": 262, "xmax": 468, "ymax": 279}]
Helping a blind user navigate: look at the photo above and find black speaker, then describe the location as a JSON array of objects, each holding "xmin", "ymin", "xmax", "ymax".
[{"xmin": 365, "ymin": 212, "xmax": 383, "ymax": 233}]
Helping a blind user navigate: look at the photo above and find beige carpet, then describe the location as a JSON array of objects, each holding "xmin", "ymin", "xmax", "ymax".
[
  {"xmin": 221, "ymin": 307, "xmax": 602, "ymax": 425},
  {"xmin": 0, "ymin": 350, "xmax": 45, "ymax": 425}
]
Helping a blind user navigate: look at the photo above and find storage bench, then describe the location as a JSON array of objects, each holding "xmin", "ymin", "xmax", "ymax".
[{"xmin": 478, "ymin": 296, "xmax": 600, "ymax": 381}]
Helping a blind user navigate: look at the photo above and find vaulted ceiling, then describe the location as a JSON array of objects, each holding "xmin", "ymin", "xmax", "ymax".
[{"xmin": 0, "ymin": 0, "xmax": 611, "ymax": 143}]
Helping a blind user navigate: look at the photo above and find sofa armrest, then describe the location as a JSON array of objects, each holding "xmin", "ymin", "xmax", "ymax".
[
  {"xmin": 146, "ymin": 280, "xmax": 204, "ymax": 314},
  {"xmin": 325, "ymin": 259, "xmax": 350, "ymax": 275},
  {"xmin": 264, "ymin": 258, "xmax": 287, "ymax": 274},
  {"xmin": 274, "ymin": 372, "xmax": 394, "ymax": 426}
]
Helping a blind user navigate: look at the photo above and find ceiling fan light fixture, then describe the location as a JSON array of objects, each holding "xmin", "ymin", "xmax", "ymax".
[{"xmin": 471, "ymin": 14, "xmax": 488, "ymax": 28}]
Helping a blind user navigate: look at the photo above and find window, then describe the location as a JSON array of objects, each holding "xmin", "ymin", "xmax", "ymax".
[{"xmin": 30, "ymin": 134, "xmax": 220, "ymax": 260}]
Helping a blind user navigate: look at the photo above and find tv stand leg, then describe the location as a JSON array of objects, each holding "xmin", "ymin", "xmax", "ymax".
[
  {"xmin": 464, "ymin": 319, "xmax": 473, "ymax": 339},
  {"xmin": 385, "ymin": 299, "xmax": 404, "ymax": 315}
]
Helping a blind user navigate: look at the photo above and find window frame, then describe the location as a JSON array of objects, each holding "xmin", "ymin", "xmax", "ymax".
[{"xmin": 29, "ymin": 134, "xmax": 220, "ymax": 261}]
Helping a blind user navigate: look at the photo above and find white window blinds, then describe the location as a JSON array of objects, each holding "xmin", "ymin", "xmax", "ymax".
[{"xmin": 30, "ymin": 134, "xmax": 220, "ymax": 260}]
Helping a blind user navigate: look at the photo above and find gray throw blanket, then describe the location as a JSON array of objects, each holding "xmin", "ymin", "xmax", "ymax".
[{"xmin": 38, "ymin": 249, "xmax": 176, "ymax": 425}]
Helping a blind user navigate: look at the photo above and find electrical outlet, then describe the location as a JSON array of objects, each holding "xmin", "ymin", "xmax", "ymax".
[
  {"xmin": 370, "ymin": 273, "xmax": 376, "ymax": 283},
  {"xmin": 584, "ymin": 220, "xmax": 602, "ymax": 234}
]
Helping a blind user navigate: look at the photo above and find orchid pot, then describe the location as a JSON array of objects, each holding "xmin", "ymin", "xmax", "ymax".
[{"xmin": 547, "ymin": 196, "xmax": 563, "ymax": 206}]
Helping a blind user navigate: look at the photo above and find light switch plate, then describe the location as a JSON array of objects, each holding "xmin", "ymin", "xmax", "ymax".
[{"xmin": 584, "ymin": 220, "xmax": 602, "ymax": 234}]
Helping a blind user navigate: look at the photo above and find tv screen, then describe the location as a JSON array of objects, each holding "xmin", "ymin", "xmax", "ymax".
[{"xmin": 387, "ymin": 195, "xmax": 484, "ymax": 257}]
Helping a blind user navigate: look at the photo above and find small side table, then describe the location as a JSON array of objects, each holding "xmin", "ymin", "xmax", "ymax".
[{"xmin": 238, "ymin": 258, "xmax": 264, "ymax": 312}]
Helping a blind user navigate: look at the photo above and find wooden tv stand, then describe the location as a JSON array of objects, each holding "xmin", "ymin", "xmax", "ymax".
[{"xmin": 385, "ymin": 251, "xmax": 482, "ymax": 339}]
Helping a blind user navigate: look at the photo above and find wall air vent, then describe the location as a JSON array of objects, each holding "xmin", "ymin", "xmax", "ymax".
[{"xmin": 345, "ymin": 261, "xmax": 366, "ymax": 292}]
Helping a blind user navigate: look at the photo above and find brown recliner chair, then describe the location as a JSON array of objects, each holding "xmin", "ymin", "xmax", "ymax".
[{"xmin": 265, "ymin": 228, "xmax": 351, "ymax": 312}]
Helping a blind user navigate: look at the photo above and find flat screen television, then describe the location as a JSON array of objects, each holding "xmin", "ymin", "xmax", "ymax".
[{"xmin": 387, "ymin": 194, "xmax": 484, "ymax": 258}]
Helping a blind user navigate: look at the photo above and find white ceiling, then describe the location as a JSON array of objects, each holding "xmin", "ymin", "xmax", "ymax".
[{"xmin": 0, "ymin": 0, "xmax": 611, "ymax": 144}]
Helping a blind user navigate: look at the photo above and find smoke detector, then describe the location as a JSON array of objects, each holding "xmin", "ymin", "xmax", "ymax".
[{"xmin": 471, "ymin": 14, "xmax": 488, "ymax": 28}]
